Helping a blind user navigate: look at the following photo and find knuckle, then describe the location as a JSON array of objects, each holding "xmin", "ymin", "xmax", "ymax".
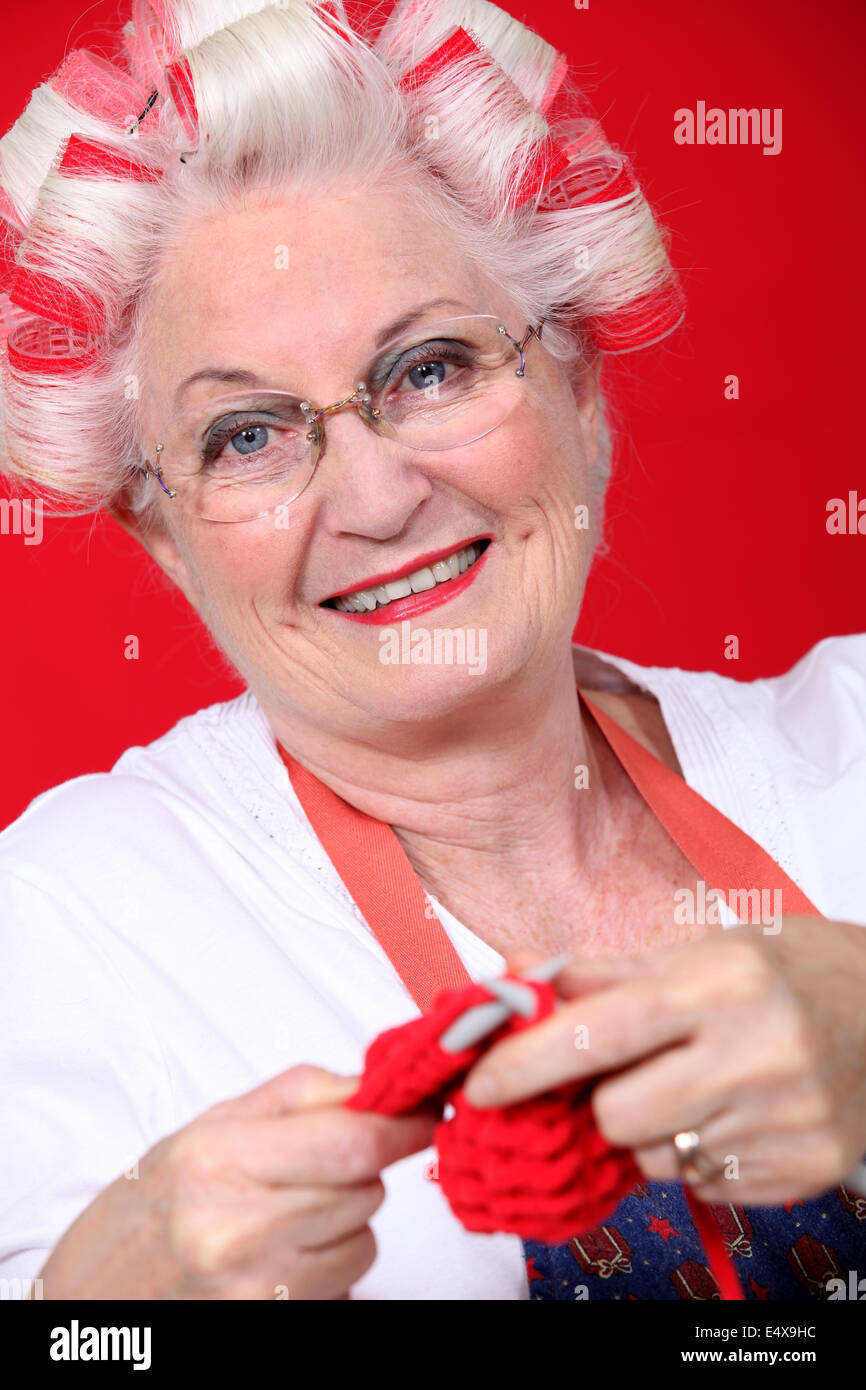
[
  {"xmin": 328, "ymin": 1118, "xmax": 383, "ymax": 1181},
  {"xmin": 349, "ymin": 1225, "xmax": 378, "ymax": 1279},
  {"xmin": 800, "ymin": 1133, "xmax": 849, "ymax": 1192},
  {"xmin": 175, "ymin": 1216, "xmax": 249, "ymax": 1279},
  {"xmin": 797, "ymin": 1081, "xmax": 835, "ymax": 1129},
  {"xmin": 165, "ymin": 1121, "xmax": 228, "ymax": 1187},
  {"xmin": 767, "ymin": 1001, "xmax": 821, "ymax": 1082},
  {"xmin": 360, "ymin": 1177, "xmax": 386, "ymax": 1219},
  {"xmin": 591, "ymin": 1084, "xmax": 632, "ymax": 1147},
  {"xmin": 719, "ymin": 940, "xmax": 774, "ymax": 1005}
]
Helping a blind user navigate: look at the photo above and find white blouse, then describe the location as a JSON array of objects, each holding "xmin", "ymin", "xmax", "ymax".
[{"xmin": 0, "ymin": 635, "xmax": 864, "ymax": 1299}]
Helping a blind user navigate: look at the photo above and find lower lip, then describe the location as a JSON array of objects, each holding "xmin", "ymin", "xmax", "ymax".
[{"xmin": 322, "ymin": 545, "xmax": 492, "ymax": 625}]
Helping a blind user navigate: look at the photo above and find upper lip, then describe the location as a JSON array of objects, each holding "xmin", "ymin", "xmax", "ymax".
[{"xmin": 320, "ymin": 535, "xmax": 492, "ymax": 603}]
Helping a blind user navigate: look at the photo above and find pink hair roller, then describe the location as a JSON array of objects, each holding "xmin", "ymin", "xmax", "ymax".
[
  {"xmin": 5, "ymin": 318, "xmax": 101, "ymax": 375},
  {"xmin": 49, "ymin": 50, "xmax": 151, "ymax": 132},
  {"xmin": 124, "ymin": 0, "xmax": 176, "ymax": 90},
  {"xmin": 144, "ymin": 0, "xmax": 182, "ymax": 56}
]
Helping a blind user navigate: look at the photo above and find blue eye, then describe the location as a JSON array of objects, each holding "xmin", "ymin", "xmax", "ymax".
[
  {"xmin": 407, "ymin": 361, "xmax": 448, "ymax": 390},
  {"xmin": 231, "ymin": 425, "xmax": 270, "ymax": 455}
]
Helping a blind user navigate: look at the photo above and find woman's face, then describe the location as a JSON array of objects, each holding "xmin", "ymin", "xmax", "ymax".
[{"xmin": 133, "ymin": 181, "xmax": 601, "ymax": 733}]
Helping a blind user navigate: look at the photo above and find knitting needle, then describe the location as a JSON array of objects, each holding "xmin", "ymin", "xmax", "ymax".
[{"xmin": 439, "ymin": 953, "xmax": 572, "ymax": 1054}]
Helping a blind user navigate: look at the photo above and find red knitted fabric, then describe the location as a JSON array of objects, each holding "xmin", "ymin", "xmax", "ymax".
[{"xmin": 345, "ymin": 975, "xmax": 642, "ymax": 1244}]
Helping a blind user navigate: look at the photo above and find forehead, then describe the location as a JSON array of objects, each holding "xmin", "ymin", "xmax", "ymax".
[{"xmin": 142, "ymin": 182, "xmax": 491, "ymax": 408}]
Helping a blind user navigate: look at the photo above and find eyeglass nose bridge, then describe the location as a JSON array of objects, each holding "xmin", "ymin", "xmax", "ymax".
[{"xmin": 299, "ymin": 383, "xmax": 395, "ymax": 454}]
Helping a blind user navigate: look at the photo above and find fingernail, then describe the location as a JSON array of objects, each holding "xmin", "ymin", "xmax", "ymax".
[{"xmin": 464, "ymin": 1072, "xmax": 502, "ymax": 1107}]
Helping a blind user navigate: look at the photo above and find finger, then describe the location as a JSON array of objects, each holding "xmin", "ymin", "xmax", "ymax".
[
  {"xmin": 502, "ymin": 948, "xmax": 548, "ymax": 976},
  {"xmin": 237, "ymin": 1108, "xmax": 437, "ymax": 1186},
  {"xmin": 291, "ymin": 1225, "xmax": 378, "ymax": 1300},
  {"xmin": 216, "ymin": 1066, "xmax": 361, "ymax": 1121},
  {"xmin": 552, "ymin": 952, "xmax": 660, "ymax": 998},
  {"xmin": 633, "ymin": 1126, "xmax": 834, "ymax": 1207},
  {"xmin": 266, "ymin": 1178, "xmax": 386, "ymax": 1250},
  {"xmin": 591, "ymin": 1044, "xmax": 730, "ymax": 1149},
  {"xmin": 462, "ymin": 978, "xmax": 699, "ymax": 1106}
]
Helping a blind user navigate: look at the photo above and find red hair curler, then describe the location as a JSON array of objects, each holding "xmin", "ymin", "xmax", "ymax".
[
  {"xmin": 0, "ymin": 191, "xmax": 25, "ymax": 295},
  {"xmin": 398, "ymin": 26, "xmax": 483, "ymax": 91},
  {"xmin": 586, "ymin": 284, "xmax": 687, "ymax": 354},
  {"xmin": 58, "ymin": 133, "xmax": 162, "ymax": 184},
  {"xmin": 164, "ymin": 57, "xmax": 198, "ymax": 146},
  {"xmin": 538, "ymin": 51, "xmax": 568, "ymax": 116},
  {"xmin": 5, "ymin": 318, "xmax": 102, "ymax": 375},
  {"xmin": 512, "ymin": 136, "xmax": 572, "ymax": 209},
  {"xmin": 8, "ymin": 263, "xmax": 105, "ymax": 337}
]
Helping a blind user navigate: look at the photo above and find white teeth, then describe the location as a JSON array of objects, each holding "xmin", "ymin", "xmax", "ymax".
[
  {"xmin": 331, "ymin": 541, "xmax": 487, "ymax": 613},
  {"xmin": 384, "ymin": 577, "xmax": 412, "ymax": 601},
  {"xmin": 409, "ymin": 567, "xmax": 436, "ymax": 593}
]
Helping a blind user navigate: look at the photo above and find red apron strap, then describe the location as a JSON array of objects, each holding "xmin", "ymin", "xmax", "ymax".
[
  {"xmin": 280, "ymin": 748, "xmax": 471, "ymax": 1013},
  {"xmin": 578, "ymin": 690, "xmax": 822, "ymax": 918}
]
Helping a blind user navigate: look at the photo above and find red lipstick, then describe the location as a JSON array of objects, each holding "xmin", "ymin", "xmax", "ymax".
[{"xmin": 323, "ymin": 539, "xmax": 492, "ymax": 625}]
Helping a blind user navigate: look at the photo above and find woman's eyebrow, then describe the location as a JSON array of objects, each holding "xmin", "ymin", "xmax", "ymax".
[
  {"xmin": 372, "ymin": 298, "xmax": 470, "ymax": 350},
  {"xmin": 174, "ymin": 367, "xmax": 261, "ymax": 408},
  {"xmin": 172, "ymin": 299, "xmax": 471, "ymax": 407}
]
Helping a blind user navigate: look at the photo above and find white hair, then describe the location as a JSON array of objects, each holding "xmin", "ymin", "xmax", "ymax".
[{"xmin": 0, "ymin": 0, "xmax": 683, "ymax": 547}]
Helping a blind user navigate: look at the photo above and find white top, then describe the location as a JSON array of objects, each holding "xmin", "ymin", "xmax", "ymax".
[{"xmin": 1, "ymin": 635, "xmax": 864, "ymax": 1300}]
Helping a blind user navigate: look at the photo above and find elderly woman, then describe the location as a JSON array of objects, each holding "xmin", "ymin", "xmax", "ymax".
[{"xmin": 0, "ymin": 0, "xmax": 864, "ymax": 1304}]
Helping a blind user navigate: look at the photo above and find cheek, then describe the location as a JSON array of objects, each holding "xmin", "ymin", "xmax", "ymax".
[
  {"xmin": 184, "ymin": 525, "xmax": 303, "ymax": 616},
  {"xmin": 439, "ymin": 403, "xmax": 587, "ymax": 512}
]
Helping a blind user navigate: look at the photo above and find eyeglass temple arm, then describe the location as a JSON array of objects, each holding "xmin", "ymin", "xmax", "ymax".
[
  {"xmin": 138, "ymin": 444, "xmax": 177, "ymax": 498},
  {"xmin": 499, "ymin": 319, "xmax": 545, "ymax": 378}
]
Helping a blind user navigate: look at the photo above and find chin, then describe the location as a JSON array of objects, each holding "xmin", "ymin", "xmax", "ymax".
[{"xmin": 364, "ymin": 638, "xmax": 498, "ymax": 721}]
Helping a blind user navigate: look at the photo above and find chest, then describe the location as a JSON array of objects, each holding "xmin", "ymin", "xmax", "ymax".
[{"xmin": 438, "ymin": 806, "xmax": 719, "ymax": 961}]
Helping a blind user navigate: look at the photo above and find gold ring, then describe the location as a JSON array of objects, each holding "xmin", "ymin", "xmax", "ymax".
[{"xmin": 673, "ymin": 1129, "xmax": 714, "ymax": 1184}]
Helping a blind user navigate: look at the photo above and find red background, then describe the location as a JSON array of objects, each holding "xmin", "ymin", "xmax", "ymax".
[{"xmin": 1, "ymin": 0, "xmax": 864, "ymax": 829}]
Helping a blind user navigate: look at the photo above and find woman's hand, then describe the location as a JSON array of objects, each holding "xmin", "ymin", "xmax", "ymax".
[
  {"xmin": 39, "ymin": 1065, "xmax": 435, "ymax": 1300},
  {"xmin": 462, "ymin": 918, "xmax": 866, "ymax": 1205}
]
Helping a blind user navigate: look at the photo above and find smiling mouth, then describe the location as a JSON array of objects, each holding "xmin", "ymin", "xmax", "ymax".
[{"xmin": 321, "ymin": 539, "xmax": 492, "ymax": 614}]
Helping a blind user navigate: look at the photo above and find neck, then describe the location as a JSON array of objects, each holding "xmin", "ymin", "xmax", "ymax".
[{"xmin": 263, "ymin": 645, "xmax": 620, "ymax": 923}]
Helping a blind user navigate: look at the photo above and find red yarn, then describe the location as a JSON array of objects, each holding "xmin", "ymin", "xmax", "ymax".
[{"xmin": 345, "ymin": 976, "xmax": 643, "ymax": 1245}]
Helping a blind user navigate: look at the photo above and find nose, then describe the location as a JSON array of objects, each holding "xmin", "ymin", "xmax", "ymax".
[{"xmin": 312, "ymin": 405, "xmax": 434, "ymax": 540}]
